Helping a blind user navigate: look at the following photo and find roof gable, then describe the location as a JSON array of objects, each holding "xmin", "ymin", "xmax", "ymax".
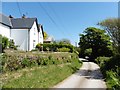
[{"xmin": 0, "ymin": 13, "xmax": 12, "ymax": 27}]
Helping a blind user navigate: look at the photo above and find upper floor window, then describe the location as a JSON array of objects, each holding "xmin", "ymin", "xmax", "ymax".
[
  {"xmin": 33, "ymin": 40, "xmax": 36, "ymax": 42},
  {"xmin": 34, "ymin": 28, "xmax": 36, "ymax": 35}
]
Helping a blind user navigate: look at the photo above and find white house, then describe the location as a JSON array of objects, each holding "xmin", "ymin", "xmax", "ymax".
[
  {"xmin": 44, "ymin": 36, "xmax": 54, "ymax": 43},
  {"xmin": 0, "ymin": 13, "xmax": 12, "ymax": 39},
  {"xmin": 0, "ymin": 14, "xmax": 44, "ymax": 51}
]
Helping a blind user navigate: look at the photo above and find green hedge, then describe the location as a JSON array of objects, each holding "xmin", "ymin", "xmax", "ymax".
[
  {"xmin": 95, "ymin": 55, "xmax": 120, "ymax": 89},
  {"xmin": 0, "ymin": 34, "xmax": 17, "ymax": 52},
  {"xmin": 95, "ymin": 55, "xmax": 120, "ymax": 73},
  {"xmin": 57, "ymin": 47, "xmax": 70, "ymax": 52},
  {"xmin": 1, "ymin": 50, "xmax": 79, "ymax": 72},
  {"xmin": 36, "ymin": 43, "xmax": 74, "ymax": 53}
]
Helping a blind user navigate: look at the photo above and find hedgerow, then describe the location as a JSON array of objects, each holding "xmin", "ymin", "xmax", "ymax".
[
  {"xmin": 36, "ymin": 43, "xmax": 74, "ymax": 53},
  {"xmin": 95, "ymin": 55, "xmax": 120, "ymax": 89},
  {"xmin": 0, "ymin": 50, "xmax": 79, "ymax": 72}
]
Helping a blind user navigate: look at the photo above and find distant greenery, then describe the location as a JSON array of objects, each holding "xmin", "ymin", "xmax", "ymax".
[
  {"xmin": 54, "ymin": 39, "xmax": 71, "ymax": 45},
  {"xmin": 36, "ymin": 43, "xmax": 74, "ymax": 53},
  {"xmin": 79, "ymin": 27, "xmax": 113, "ymax": 61}
]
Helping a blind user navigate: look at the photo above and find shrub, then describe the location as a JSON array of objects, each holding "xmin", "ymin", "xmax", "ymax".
[
  {"xmin": 2, "ymin": 36, "xmax": 9, "ymax": 51},
  {"xmin": 106, "ymin": 70, "xmax": 120, "ymax": 89},
  {"xmin": 96, "ymin": 55, "xmax": 120, "ymax": 73},
  {"xmin": 8, "ymin": 39, "xmax": 17, "ymax": 50},
  {"xmin": 0, "ymin": 35, "xmax": 17, "ymax": 52},
  {"xmin": 31, "ymin": 48, "xmax": 39, "ymax": 52},
  {"xmin": 57, "ymin": 47, "xmax": 70, "ymax": 52},
  {"xmin": 95, "ymin": 55, "xmax": 120, "ymax": 89},
  {"xmin": 0, "ymin": 54, "xmax": 3, "ymax": 72},
  {"xmin": 21, "ymin": 58, "xmax": 31, "ymax": 68},
  {"xmin": 95, "ymin": 57, "xmax": 111, "ymax": 68},
  {"xmin": 84, "ymin": 48, "xmax": 92, "ymax": 57},
  {"xmin": 36, "ymin": 43, "xmax": 74, "ymax": 52}
]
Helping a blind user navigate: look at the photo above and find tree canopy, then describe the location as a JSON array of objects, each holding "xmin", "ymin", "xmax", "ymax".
[
  {"xmin": 54, "ymin": 39, "xmax": 71, "ymax": 45},
  {"xmin": 98, "ymin": 18, "xmax": 120, "ymax": 54},
  {"xmin": 79, "ymin": 27, "xmax": 113, "ymax": 61}
]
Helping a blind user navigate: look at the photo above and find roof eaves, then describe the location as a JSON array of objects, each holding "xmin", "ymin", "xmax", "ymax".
[
  {"xmin": 11, "ymin": 27, "xmax": 30, "ymax": 29},
  {"xmin": 0, "ymin": 22, "xmax": 11, "ymax": 28}
]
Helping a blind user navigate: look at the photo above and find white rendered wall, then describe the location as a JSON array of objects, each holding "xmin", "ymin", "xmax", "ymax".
[
  {"xmin": 39, "ymin": 27, "xmax": 43, "ymax": 44},
  {"xmin": 0, "ymin": 23, "xmax": 10, "ymax": 38},
  {"xmin": 29, "ymin": 21, "xmax": 39, "ymax": 51},
  {"xmin": 11, "ymin": 29, "xmax": 28, "ymax": 51}
]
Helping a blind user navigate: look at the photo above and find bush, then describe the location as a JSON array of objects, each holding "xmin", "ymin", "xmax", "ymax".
[
  {"xmin": 0, "ymin": 54, "xmax": 3, "ymax": 72},
  {"xmin": 84, "ymin": 48, "xmax": 92, "ymax": 57},
  {"xmin": 36, "ymin": 43, "xmax": 74, "ymax": 53},
  {"xmin": 95, "ymin": 55, "xmax": 120, "ymax": 89},
  {"xmin": 96, "ymin": 55, "xmax": 120, "ymax": 72},
  {"xmin": 0, "ymin": 35, "xmax": 17, "ymax": 52},
  {"xmin": 8, "ymin": 39, "xmax": 17, "ymax": 50},
  {"xmin": 57, "ymin": 47, "xmax": 70, "ymax": 52},
  {"xmin": 106, "ymin": 70, "xmax": 120, "ymax": 89},
  {"xmin": 2, "ymin": 36, "xmax": 9, "ymax": 51},
  {"xmin": 21, "ymin": 58, "xmax": 31, "ymax": 68}
]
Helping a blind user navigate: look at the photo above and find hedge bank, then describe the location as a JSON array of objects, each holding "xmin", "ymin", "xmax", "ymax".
[{"xmin": 1, "ymin": 50, "xmax": 80, "ymax": 72}]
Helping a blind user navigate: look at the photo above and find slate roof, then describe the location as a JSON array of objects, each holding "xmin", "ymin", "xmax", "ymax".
[
  {"xmin": 0, "ymin": 13, "xmax": 44, "ymax": 35},
  {"xmin": 11, "ymin": 18, "xmax": 37, "ymax": 29},
  {"xmin": 0, "ymin": 13, "xmax": 12, "ymax": 27}
]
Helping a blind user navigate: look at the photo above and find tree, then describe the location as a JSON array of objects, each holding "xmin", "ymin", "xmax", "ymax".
[
  {"xmin": 53, "ymin": 39, "xmax": 71, "ymax": 45},
  {"xmin": 43, "ymin": 31, "xmax": 48, "ymax": 40},
  {"xmin": 79, "ymin": 27, "xmax": 113, "ymax": 61},
  {"xmin": 59, "ymin": 39, "xmax": 71, "ymax": 45},
  {"xmin": 98, "ymin": 18, "xmax": 120, "ymax": 54}
]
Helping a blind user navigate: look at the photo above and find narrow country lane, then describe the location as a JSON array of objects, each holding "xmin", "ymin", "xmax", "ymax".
[{"xmin": 53, "ymin": 61, "xmax": 107, "ymax": 89}]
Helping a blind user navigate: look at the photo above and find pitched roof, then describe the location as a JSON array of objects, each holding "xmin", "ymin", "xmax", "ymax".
[
  {"xmin": 0, "ymin": 13, "xmax": 43, "ymax": 33},
  {"xmin": 39, "ymin": 24, "xmax": 44, "ymax": 37},
  {"xmin": 11, "ymin": 18, "xmax": 37, "ymax": 29},
  {"xmin": 0, "ymin": 13, "xmax": 12, "ymax": 27},
  {"xmin": 44, "ymin": 36, "xmax": 54, "ymax": 42}
]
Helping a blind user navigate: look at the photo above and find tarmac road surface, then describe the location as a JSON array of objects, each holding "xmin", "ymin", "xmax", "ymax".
[{"xmin": 53, "ymin": 61, "xmax": 106, "ymax": 89}]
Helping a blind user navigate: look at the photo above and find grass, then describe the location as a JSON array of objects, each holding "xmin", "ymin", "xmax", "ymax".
[{"xmin": 1, "ymin": 59, "xmax": 82, "ymax": 88}]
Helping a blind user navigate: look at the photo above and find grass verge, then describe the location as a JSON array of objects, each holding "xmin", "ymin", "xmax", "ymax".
[{"xmin": 1, "ymin": 59, "xmax": 82, "ymax": 88}]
